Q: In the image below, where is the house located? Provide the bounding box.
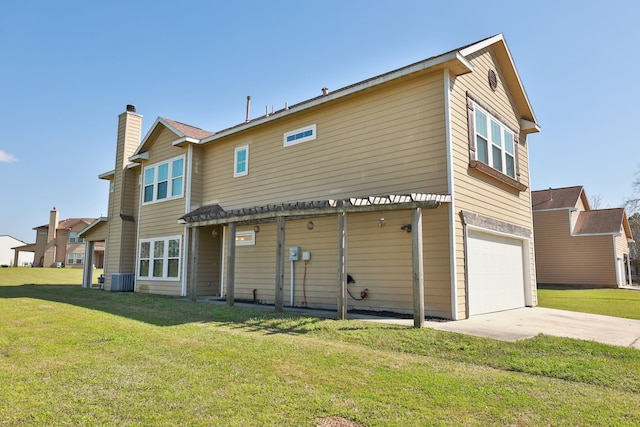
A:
[81,34,540,323]
[13,208,100,268]
[0,236,34,266]
[531,186,633,288]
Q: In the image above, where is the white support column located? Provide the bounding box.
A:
[189,227,200,301]
[82,241,94,289]
[411,208,425,328]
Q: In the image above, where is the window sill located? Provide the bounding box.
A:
[469,160,527,192]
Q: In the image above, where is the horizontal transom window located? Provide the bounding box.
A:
[284,124,316,147]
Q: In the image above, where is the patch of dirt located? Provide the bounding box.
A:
[316,416,366,427]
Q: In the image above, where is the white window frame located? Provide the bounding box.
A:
[142,156,185,204]
[137,236,182,280]
[284,124,316,147]
[67,253,83,265]
[234,145,249,178]
[235,230,255,246]
[473,104,516,179]
[69,232,84,244]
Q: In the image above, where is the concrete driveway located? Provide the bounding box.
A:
[420,307,640,349]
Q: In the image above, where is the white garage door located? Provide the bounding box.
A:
[467,230,526,316]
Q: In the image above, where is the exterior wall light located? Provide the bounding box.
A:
[378,218,385,227]
[254,225,260,233]
[307,221,314,230]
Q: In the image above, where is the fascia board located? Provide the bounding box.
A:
[173,136,199,147]
[532,207,576,213]
[129,152,150,163]
[98,170,115,180]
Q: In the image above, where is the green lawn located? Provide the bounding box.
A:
[538,287,640,320]
[1,269,639,426]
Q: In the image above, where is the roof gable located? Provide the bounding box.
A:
[132,117,214,158]
[460,34,537,127]
[532,186,585,210]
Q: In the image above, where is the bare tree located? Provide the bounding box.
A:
[589,194,603,210]
[624,170,640,214]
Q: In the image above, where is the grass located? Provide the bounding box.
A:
[1,269,639,426]
[538,286,640,320]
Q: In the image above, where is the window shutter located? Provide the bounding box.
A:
[467,95,476,162]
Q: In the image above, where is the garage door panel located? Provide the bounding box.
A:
[468,230,526,316]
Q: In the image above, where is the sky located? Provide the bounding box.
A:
[1,0,639,243]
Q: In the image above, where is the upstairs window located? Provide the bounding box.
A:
[284,124,316,147]
[472,104,516,179]
[143,156,185,204]
[234,145,249,177]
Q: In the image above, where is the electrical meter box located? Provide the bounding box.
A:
[289,246,301,261]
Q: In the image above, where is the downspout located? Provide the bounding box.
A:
[444,69,458,320]
[182,145,194,297]
[220,226,226,298]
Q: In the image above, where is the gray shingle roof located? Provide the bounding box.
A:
[531,186,583,210]
[573,209,625,235]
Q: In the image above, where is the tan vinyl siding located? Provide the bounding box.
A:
[189,146,204,212]
[449,47,536,317]
[200,71,448,209]
[136,127,189,296]
[615,231,629,256]
[533,210,618,287]
[229,208,451,317]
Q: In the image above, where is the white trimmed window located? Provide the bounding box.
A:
[234,145,249,177]
[67,253,83,265]
[473,105,516,179]
[284,124,316,147]
[69,232,84,244]
[143,156,185,204]
[235,230,255,246]
[138,236,181,280]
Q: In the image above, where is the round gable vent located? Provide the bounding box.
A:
[488,70,498,91]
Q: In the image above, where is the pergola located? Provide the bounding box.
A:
[179,193,451,328]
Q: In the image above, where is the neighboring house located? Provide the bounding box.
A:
[81,34,540,322]
[0,235,34,266]
[13,208,99,268]
[531,186,633,288]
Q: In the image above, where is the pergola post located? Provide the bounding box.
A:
[189,227,200,301]
[337,212,348,320]
[275,216,285,312]
[226,223,236,306]
[411,208,425,327]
